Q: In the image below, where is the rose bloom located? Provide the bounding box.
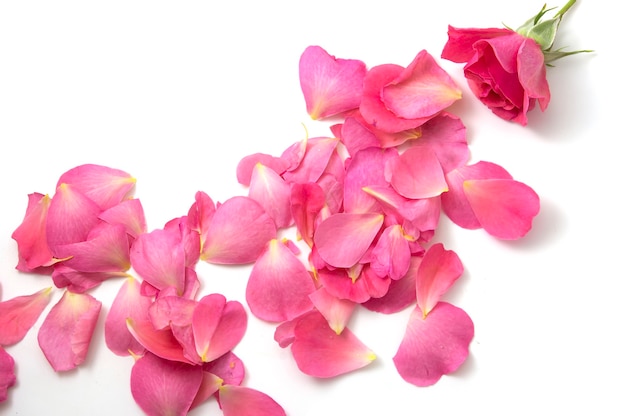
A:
[441,26,550,126]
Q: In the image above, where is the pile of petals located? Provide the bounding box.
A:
[238,45,540,385]
[3,8,588,410]
[4,165,285,415]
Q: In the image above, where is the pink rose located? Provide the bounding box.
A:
[441,26,550,126]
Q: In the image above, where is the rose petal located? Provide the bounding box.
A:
[249,163,293,229]
[11,192,55,272]
[130,351,203,416]
[0,287,52,346]
[219,384,286,416]
[314,212,384,268]
[416,243,464,316]
[0,346,16,402]
[299,45,366,120]
[291,310,376,378]
[37,290,102,372]
[393,302,474,387]
[246,239,316,322]
[104,277,151,356]
[202,196,277,265]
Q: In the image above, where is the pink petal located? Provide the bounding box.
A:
[203,351,245,387]
[290,182,326,247]
[236,153,289,186]
[130,351,203,416]
[104,277,151,356]
[37,290,102,371]
[464,178,540,239]
[360,64,432,133]
[98,198,147,239]
[51,265,126,293]
[299,45,366,120]
[405,112,469,173]
[201,196,277,264]
[416,243,464,316]
[441,26,513,63]
[441,161,513,230]
[388,146,448,199]
[46,184,102,252]
[189,371,223,410]
[126,317,194,365]
[219,384,286,416]
[382,50,461,120]
[11,193,55,272]
[308,287,356,335]
[363,255,421,314]
[0,287,52,346]
[130,228,186,295]
[186,191,216,249]
[249,163,293,229]
[52,223,131,272]
[195,297,247,363]
[370,224,412,280]
[393,302,474,387]
[314,212,384,268]
[518,37,550,111]
[192,294,226,361]
[0,346,16,402]
[149,295,196,330]
[317,265,391,304]
[281,137,340,184]
[291,310,376,378]
[246,239,316,322]
[343,147,397,214]
[56,164,136,210]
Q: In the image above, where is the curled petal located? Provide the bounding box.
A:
[99,198,147,239]
[249,163,293,229]
[246,239,316,322]
[291,310,376,378]
[105,277,151,356]
[202,196,277,265]
[282,137,340,184]
[130,352,203,416]
[219,384,286,416]
[11,193,55,272]
[364,255,421,314]
[308,287,356,335]
[416,243,464,317]
[290,182,326,247]
[53,223,131,273]
[0,346,16,402]
[299,45,366,120]
[237,153,289,186]
[393,302,474,387]
[56,164,136,210]
[317,266,390,304]
[37,290,102,371]
[203,351,245,387]
[0,287,52,346]
[382,50,461,120]
[314,212,384,268]
[126,317,194,365]
[186,191,216,251]
[370,224,412,280]
[51,265,126,293]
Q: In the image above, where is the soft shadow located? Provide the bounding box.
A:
[500,197,564,251]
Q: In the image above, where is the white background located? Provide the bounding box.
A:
[1,1,623,415]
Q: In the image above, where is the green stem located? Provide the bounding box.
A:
[554,0,576,20]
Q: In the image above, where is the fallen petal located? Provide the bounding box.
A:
[393,302,474,387]
[246,239,316,322]
[202,196,277,265]
[314,212,384,268]
[291,310,376,378]
[308,287,356,335]
[0,346,16,402]
[0,287,52,346]
[219,384,286,416]
[11,193,55,272]
[37,290,102,371]
[416,243,464,317]
[130,351,203,416]
[105,276,151,356]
